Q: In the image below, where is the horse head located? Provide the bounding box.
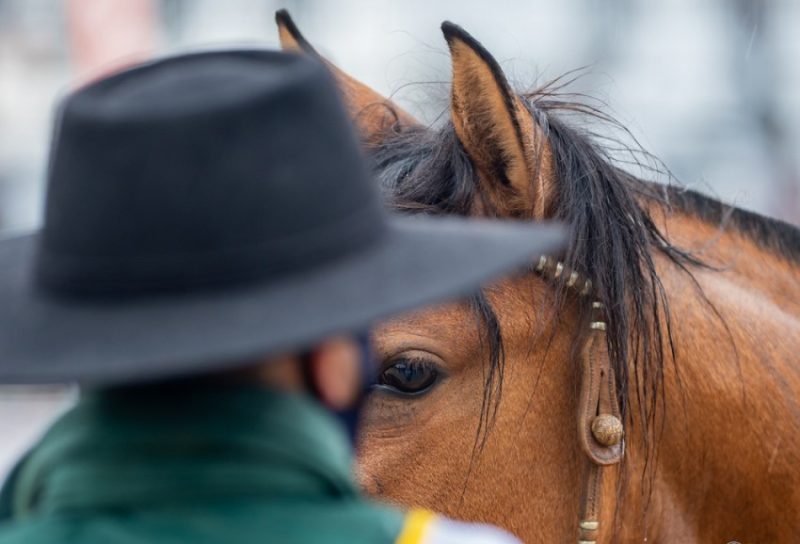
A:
[276,11,800,543]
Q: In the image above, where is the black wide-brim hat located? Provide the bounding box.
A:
[0,50,565,385]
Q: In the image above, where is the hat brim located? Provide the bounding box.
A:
[0,217,564,385]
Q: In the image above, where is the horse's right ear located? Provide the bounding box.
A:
[275,10,419,142]
[275,9,317,54]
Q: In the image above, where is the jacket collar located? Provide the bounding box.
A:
[0,386,358,519]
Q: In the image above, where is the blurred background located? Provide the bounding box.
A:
[1,0,799,478]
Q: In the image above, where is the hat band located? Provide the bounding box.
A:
[35,206,387,298]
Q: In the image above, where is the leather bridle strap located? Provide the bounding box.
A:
[576,302,623,544]
[535,257,624,544]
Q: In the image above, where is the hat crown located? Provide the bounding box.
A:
[38,50,385,294]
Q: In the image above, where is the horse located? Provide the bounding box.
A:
[275,11,800,543]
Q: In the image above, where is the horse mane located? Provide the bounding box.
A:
[665,187,800,263]
[367,79,800,467]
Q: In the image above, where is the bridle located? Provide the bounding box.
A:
[535,256,625,544]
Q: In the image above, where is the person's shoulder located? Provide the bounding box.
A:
[395,509,521,544]
[0,518,74,544]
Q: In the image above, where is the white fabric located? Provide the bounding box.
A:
[422,517,522,544]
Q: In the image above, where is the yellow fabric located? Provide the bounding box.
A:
[395,509,437,544]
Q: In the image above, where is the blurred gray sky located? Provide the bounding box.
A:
[0,0,799,477]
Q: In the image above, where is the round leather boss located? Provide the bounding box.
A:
[591,414,623,447]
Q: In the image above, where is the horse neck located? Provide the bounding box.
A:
[623,209,800,542]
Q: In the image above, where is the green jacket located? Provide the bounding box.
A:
[0,387,518,544]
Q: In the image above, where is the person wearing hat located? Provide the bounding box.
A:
[0,51,564,544]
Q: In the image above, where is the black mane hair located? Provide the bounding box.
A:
[368,80,800,466]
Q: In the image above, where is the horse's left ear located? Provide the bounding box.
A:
[442,22,555,219]
[275,10,419,142]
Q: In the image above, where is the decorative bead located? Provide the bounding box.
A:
[536,255,549,271]
[591,414,623,446]
[566,271,579,287]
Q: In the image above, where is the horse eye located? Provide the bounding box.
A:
[377,359,439,396]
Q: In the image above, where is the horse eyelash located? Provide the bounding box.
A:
[379,355,440,373]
